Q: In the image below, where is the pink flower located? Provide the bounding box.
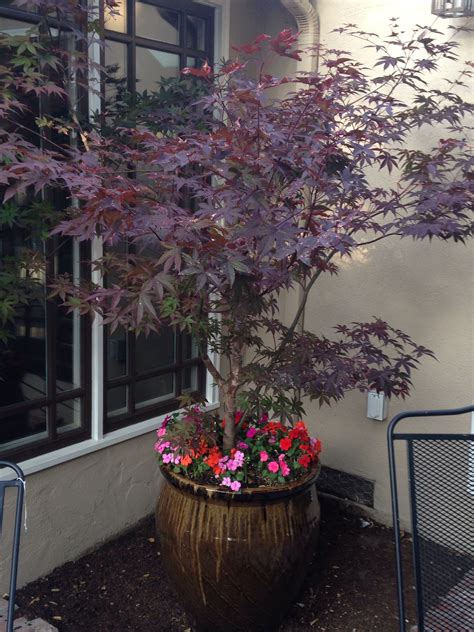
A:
[230,480,241,492]
[157,427,167,437]
[222,477,232,488]
[237,441,249,450]
[234,450,245,466]
[246,427,257,439]
[268,461,279,473]
[280,461,290,477]
[259,451,269,462]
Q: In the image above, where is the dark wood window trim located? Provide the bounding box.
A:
[0,6,92,461]
[103,0,215,93]
[102,0,214,431]
[0,240,92,463]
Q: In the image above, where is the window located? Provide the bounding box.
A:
[104,0,214,95]
[0,0,215,461]
[105,322,206,430]
[0,7,91,461]
[102,0,214,430]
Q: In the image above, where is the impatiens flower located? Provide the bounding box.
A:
[154,406,321,488]
[264,421,286,434]
[279,437,292,451]
[234,450,245,466]
[227,459,238,471]
[298,455,311,468]
[312,438,322,454]
[206,449,221,468]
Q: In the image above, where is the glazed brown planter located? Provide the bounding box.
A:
[156,465,320,632]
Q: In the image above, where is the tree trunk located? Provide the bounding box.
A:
[223,387,237,452]
[222,337,243,452]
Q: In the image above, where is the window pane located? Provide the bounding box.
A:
[183,334,199,360]
[0,17,32,36]
[182,366,198,393]
[186,16,206,50]
[135,2,179,44]
[0,228,47,404]
[136,374,174,409]
[10,299,47,402]
[0,405,47,448]
[136,47,180,92]
[57,398,81,433]
[105,0,127,33]
[135,329,175,373]
[104,39,128,100]
[107,385,128,417]
[107,327,128,379]
[56,239,81,392]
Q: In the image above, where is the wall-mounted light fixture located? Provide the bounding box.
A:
[432,0,474,17]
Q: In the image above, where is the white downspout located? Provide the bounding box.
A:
[280,0,320,73]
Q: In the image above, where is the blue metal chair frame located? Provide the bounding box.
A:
[387,405,474,632]
[0,461,25,632]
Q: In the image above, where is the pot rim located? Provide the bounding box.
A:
[160,461,321,502]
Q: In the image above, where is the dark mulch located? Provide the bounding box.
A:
[16,496,416,631]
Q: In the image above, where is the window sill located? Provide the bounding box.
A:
[0,402,220,480]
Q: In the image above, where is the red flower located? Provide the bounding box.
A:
[263,421,286,434]
[298,455,311,468]
[205,446,222,468]
[290,421,309,441]
[222,412,243,428]
[313,439,322,455]
[279,437,292,451]
[181,454,192,467]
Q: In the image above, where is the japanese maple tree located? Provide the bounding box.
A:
[2,8,473,451]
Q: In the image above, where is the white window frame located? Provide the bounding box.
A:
[0,0,228,479]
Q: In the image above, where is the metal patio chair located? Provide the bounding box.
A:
[388,405,474,632]
[0,461,25,632]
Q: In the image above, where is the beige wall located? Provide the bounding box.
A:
[0,434,162,591]
[289,0,474,526]
[1,0,471,593]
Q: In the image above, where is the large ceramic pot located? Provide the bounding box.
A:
[156,465,320,632]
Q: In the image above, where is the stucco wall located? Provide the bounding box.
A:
[290,0,474,527]
[1,0,472,593]
[0,433,163,591]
